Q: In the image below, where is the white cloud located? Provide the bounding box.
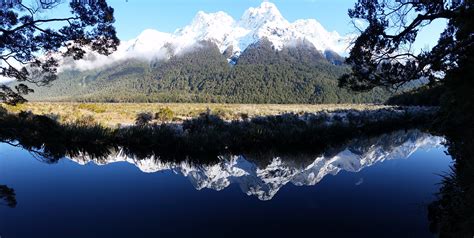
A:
[56,1,353,71]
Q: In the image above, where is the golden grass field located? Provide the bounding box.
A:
[2,102,390,127]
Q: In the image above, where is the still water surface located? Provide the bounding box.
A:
[0,130,451,237]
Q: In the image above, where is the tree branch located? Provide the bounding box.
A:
[2,17,80,35]
[383,11,456,40]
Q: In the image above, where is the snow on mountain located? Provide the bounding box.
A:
[174,11,240,54]
[144,1,353,58]
[60,2,352,70]
[67,130,444,201]
[126,29,173,59]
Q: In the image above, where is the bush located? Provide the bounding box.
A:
[135,112,153,126]
[386,85,445,106]
[0,105,7,117]
[74,115,96,126]
[45,113,61,122]
[213,107,234,120]
[18,110,34,120]
[155,107,174,122]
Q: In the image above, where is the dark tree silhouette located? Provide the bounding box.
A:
[340,2,474,237]
[0,0,119,104]
[0,184,17,208]
[428,117,474,237]
[339,0,473,91]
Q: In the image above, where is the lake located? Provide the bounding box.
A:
[0,130,452,237]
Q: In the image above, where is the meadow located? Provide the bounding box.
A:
[1,102,391,127]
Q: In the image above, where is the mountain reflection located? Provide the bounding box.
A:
[67,129,444,200]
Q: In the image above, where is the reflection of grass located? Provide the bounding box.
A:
[1,102,391,127]
[0,107,436,162]
[427,129,474,237]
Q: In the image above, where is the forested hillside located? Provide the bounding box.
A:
[26,40,390,103]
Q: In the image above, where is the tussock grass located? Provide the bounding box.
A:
[1,102,391,127]
[0,106,436,162]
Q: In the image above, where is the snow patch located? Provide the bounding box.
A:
[67,130,445,201]
[60,1,354,71]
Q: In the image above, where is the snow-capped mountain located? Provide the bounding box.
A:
[61,2,352,70]
[127,2,352,59]
[67,130,444,201]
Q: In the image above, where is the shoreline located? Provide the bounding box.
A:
[0,106,438,161]
[2,102,401,127]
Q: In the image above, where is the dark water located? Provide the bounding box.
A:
[0,130,451,237]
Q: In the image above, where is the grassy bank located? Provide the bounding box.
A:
[0,106,436,162]
[1,102,391,127]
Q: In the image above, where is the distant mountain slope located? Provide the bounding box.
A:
[53,1,355,71]
[22,2,391,103]
[27,40,390,103]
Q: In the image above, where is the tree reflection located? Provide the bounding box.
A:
[0,185,17,208]
[0,108,435,164]
[2,109,473,234]
[427,131,474,237]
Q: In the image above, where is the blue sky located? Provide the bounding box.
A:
[110,0,357,40]
[38,0,448,51]
[0,0,447,83]
[100,0,445,52]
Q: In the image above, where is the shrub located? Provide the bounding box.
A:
[213,107,234,120]
[18,110,34,120]
[0,105,7,117]
[386,85,445,106]
[155,107,174,122]
[74,115,96,126]
[135,112,153,126]
[45,113,61,122]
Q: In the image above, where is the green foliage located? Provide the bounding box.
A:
[27,41,391,104]
[340,1,474,140]
[339,1,470,91]
[324,50,345,65]
[212,107,235,120]
[342,2,474,237]
[386,85,445,106]
[155,107,174,122]
[436,43,474,138]
[0,0,119,104]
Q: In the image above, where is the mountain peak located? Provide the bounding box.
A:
[191,11,235,26]
[240,1,286,29]
[175,10,236,52]
[259,1,281,13]
[80,2,353,69]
